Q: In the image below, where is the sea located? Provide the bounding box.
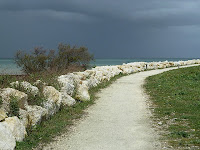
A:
[0,58,198,75]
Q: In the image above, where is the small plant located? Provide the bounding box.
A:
[0,96,2,107]
[9,96,19,117]
[171,131,190,138]
[27,94,46,107]
[0,75,17,89]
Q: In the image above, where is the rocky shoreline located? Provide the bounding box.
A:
[0,59,200,150]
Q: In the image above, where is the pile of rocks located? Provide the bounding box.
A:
[0,59,200,149]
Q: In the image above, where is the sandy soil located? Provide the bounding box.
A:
[42,65,198,150]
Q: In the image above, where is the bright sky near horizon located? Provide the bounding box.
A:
[1,0,200,58]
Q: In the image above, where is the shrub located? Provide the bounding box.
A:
[0,97,2,107]
[15,43,94,74]
[9,96,19,117]
[57,43,94,69]
[15,47,49,74]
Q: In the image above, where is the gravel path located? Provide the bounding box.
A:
[43,65,198,150]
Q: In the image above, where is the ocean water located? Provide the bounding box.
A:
[0,58,197,75]
[0,59,23,75]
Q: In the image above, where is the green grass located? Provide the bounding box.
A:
[15,73,127,149]
[144,66,200,149]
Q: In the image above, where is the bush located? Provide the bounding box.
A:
[15,43,94,74]
[9,96,19,117]
[57,43,94,70]
[0,97,2,107]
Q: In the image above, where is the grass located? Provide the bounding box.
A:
[144,65,200,149]
[15,72,127,150]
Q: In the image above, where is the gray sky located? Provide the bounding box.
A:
[1,0,200,58]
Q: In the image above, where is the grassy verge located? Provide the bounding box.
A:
[15,73,127,150]
[144,66,200,149]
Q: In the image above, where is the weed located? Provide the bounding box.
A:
[9,96,19,117]
[170,131,190,138]
[0,96,2,107]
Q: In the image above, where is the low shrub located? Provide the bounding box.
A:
[9,96,19,117]
[0,97,2,107]
[15,43,94,74]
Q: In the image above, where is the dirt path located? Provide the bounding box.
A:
[43,65,198,150]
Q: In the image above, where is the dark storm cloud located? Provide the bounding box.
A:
[1,0,200,26]
[1,0,200,58]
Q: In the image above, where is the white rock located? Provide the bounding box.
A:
[0,109,7,121]
[0,123,16,150]
[60,92,76,106]
[58,74,76,96]
[33,80,46,86]
[73,71,90,80]
[21,81,39,96]
[94,71,104,82]
[10,81,39,96]
[43,86,62,117]
[43,86,61,105]
[2,116,26,142]
[86,77,98,88]
[26,105,47,127]
[19,108,29,128]
[60,83,74,97]
[10,81,19,87]
[75,83,90,101]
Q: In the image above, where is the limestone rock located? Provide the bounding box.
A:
[0,88,28,112]
[60,84,75,97]
[2,116,26,142]
[60,91,76,106]
[26,105,47,127]
[73,71,90,80]
[86,77,98,88]
[0,123,16,150]
[75,84,90,101]
[42,101,58,118]
[10,81,20,88]
[58,74,76,96]
[43,86,61,105]
[0,109,7,121]
[19,108,29,128]
[43,86,62,117]
[33,80,46,86]
[21,81,39,96]
[10,81,39,96]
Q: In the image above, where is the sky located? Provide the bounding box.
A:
[1,0,200,58]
